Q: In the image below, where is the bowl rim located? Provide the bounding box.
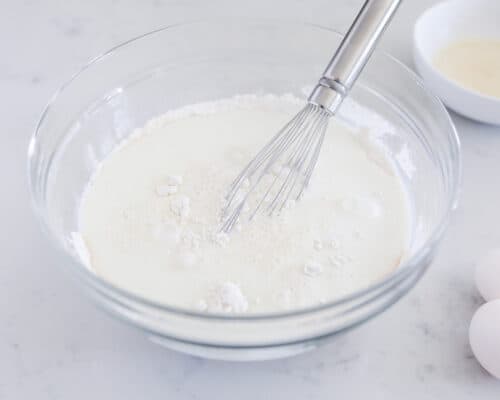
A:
[28,18,462,321]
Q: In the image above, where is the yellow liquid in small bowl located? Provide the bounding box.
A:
[433,38,500,98]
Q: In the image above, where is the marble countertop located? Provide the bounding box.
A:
[2,0,500,398]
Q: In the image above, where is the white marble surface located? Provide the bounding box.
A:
[2,0,500,398]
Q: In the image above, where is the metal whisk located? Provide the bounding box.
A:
[221,0,402,232]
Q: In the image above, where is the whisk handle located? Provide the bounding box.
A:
[309,0,402,113]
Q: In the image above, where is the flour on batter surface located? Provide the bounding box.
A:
[76,94,411,313]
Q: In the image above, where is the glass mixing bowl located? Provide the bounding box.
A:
[28,20,460,361]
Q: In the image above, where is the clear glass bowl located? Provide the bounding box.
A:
[28,20,460,361]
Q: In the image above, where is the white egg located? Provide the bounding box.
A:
[475,248,500,301]
[469,300,500,379]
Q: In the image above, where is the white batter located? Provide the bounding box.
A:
[76,94,411,313]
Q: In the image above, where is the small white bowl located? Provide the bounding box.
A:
[414,0,500,125]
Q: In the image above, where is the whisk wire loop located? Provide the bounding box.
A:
[220,104,330,232]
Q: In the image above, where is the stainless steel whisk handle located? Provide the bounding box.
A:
[309,0,402,113]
